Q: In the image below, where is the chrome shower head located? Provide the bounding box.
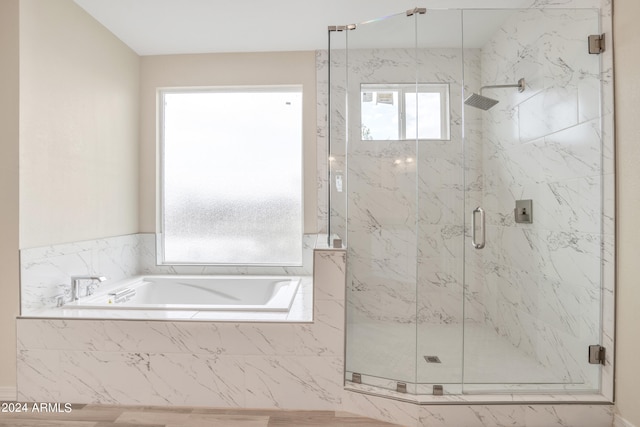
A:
[464,77,526,110]
[464,93,499,110]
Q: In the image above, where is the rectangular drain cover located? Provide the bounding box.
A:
[424,355,441,363]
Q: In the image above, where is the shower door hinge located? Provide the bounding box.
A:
[588,345,606,365]
[328,25,356,32]
[588,34,605,54]
[407,7,427,16]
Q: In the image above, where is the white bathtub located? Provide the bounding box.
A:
[63,275,301,312]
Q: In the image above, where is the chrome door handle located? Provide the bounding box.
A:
[472,206,485,249]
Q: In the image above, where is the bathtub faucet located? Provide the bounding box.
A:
[70,276,107,301]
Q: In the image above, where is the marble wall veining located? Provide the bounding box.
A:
[468,8,606,390]
[341,390,613,427]
[20,234,142,313]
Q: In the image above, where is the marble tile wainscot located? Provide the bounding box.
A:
[16,248,347,410]
[20,234,142,314]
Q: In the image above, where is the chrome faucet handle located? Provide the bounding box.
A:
[70,275,108,301]
[54,294,66,307]
[86,284,98,296]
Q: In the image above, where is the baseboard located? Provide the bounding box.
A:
[0,387,17,401]
[615,414,638,427]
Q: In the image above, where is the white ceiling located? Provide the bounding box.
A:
[73,0,527,55]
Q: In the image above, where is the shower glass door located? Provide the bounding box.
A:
[338,6,605,396]
[461,8,604,393]
[343,10,420,391]
[414,9,465,395]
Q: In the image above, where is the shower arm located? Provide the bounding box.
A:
[479,78,525,94]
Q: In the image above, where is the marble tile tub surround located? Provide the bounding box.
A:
[20,234,141,314]
[20,233,317,314]
[17,249,347,409]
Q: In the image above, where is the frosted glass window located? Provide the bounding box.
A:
[361,83,450,140]
[160,87,303,265]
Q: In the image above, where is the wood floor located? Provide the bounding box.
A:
[0,403,404,427]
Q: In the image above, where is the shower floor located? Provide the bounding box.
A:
[346,320,574,389]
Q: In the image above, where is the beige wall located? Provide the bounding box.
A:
[139,51,317,234]
[19,0,140,249]
[0,0,20,395]
[614,0,640,424]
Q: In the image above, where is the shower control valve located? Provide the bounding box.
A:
[515,199,533,224]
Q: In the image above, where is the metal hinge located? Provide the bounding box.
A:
[589,345,606,365]
[396,382,407,393]
[588,34,605,54]
[328,24,356,32]
[351,372,362,383]
[407,7,427,16]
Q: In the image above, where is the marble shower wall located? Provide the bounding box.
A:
[468,8,606,388]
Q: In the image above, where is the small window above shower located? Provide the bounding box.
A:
[360,83,450,141]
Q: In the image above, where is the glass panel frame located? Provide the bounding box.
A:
[343,10,420,392]
[414,8,464,395]
[335,6,605,397]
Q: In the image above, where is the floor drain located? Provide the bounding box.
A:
[424,355,442,363]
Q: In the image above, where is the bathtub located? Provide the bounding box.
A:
[63,275,301,312]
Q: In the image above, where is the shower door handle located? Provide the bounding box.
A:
[472,207,485,249]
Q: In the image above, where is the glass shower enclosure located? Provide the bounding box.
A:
[328,8,605,395]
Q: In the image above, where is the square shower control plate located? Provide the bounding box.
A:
[515,199,533,223]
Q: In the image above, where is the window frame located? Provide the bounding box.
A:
[360,83,451,141]
[156,85,304,266]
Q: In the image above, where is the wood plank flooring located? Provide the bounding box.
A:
[0,403,404,427]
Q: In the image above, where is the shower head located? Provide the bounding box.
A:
[464,77,526,110]
[464,93,499,110]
